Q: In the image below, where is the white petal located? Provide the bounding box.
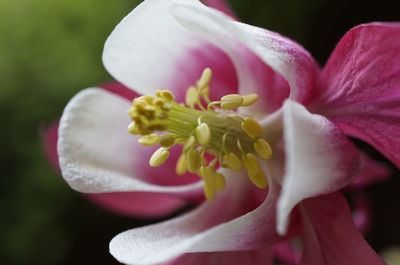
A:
[110,174,280,265]
[58,88,202,197]
[103,0,204,95]
[277,100,360,235]
[171,0,319,109]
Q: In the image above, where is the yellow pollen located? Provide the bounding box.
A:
[127,68,273,199]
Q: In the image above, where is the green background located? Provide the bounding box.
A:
[1,0,399,264]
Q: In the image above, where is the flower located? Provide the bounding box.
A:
[55,0,400,264]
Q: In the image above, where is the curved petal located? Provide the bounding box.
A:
[312,22,400,169]
[277,100,360,235]
[110,176,281,265]
[44,121,187,217]
[272,241,301,265]
[171,0,319,110]
[300,192,384,265]
[58,88,203,199]
[43,84,191,217]
[103,0,237,99]
[85,192,186,218]
[348,152,391,190]
[101,81,137,100]
[350,192,372,235]
[169,42,238,103]
[165,249,273,265]
[202,0,238,20]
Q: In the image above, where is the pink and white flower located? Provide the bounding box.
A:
[54,0,400,264]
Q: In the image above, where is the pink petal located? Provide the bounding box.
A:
[168,42,239,103]
[171,1,319,111]
[101,81,137,100]
[312,22,400,169]
[272,241,301,265]
[43,121,60,172]
[350,192,372,235]
[277,100,361,235]
[202,0,238,20]
[103,0,235,99]
[165,249,273,265]
[110,176,282,265]
[348,152,391,190]
[85,192,186,218]
[58,88,203,199]
[300,192,385,265]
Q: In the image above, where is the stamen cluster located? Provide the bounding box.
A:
[127,68,272,200]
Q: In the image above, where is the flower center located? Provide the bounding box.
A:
[127,68,272,200]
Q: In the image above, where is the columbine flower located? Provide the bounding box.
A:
[56,0,399,264]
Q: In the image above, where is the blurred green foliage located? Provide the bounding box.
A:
[0,1,138,264]
[1,0,400,264]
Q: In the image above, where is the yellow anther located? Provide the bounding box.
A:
[195,123,211,145]
[200,165,214,179]
[200,166,216,200]
[132,115,146,125]
[243,153,260,176]
[128,122,140,135]
[186,149,201,173]
[223,153,242,171]
[200,85,209,99]
[160,134,175,148]
[153,98,165,108]
[159,90,175,101]
[220,94,244,110]
[241,93,258,107]
[248,169,267,189]
[197,68,212,89]
[176,153,187,175]
[183,135,196,152]
[149,147,170,167]
[141,95,154,104]
[132,97,146,107]
[185,86,198,108]
[138,134,160,146]
[128,107,137,117]
[254,138,272,159]
[214,172,226,191]
[241,118,263,138]
[160,102,172,111]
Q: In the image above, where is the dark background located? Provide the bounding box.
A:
[1,0,400,264]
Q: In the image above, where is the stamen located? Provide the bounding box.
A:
[241,118,263,138]
[186,149,201,173]
[159,134,175,148]
[176,154,187,175]
[220,94,244,110]
[241,94,259,107]
[195,122,211,145]
[138,134,160,146]
[223,153,242,171]
[254,138,272,159]
[127,68,273,200]
[149,147,170,167]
